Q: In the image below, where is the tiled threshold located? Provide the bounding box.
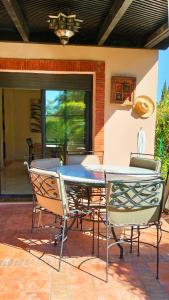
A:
[0,201,32,205]
[0,195,32,203]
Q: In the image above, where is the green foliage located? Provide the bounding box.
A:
[46,90,86,149]
[155,81,169,174]
[161,80,168,99]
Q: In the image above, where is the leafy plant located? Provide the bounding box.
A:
[155,81,169,175]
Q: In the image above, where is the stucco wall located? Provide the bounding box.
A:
[0,42,158,166]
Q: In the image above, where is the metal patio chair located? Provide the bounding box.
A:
[66,153,100,166]
[25,158,61,230]
[105,173,164,282]
[162,171,169,212]
[28,167,94,270]
[65,150,104,165]
[66,153,105,252]
[160,171,169,234]
[26,138,35,166]
[129,152,162,252]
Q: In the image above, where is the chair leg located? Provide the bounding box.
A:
[111,227,123,259]
[31,207,36,232]
[80,214,83,231]
[92,213,95,255]
[156,223,160,280]
[130,226,133,253]
[98,209,100,257]
[137,226,140,256]
[37,210,42,228]
[106,222,109,282]
[58,218,67,271]
[31,195,37,231]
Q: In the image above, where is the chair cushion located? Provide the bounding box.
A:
[129,157,161,172]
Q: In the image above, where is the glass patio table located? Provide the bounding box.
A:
[55,164,159,209]
[56,164,158,186]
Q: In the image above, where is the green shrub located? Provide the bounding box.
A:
[155,82,169,177]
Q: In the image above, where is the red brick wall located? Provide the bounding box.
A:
[0,58,105,154]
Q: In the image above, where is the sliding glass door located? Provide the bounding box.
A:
[0,73,92,197]
[44,90,92,160]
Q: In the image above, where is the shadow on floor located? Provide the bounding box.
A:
[0,203,169,299]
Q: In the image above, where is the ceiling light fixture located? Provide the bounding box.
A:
[48,12,83,45]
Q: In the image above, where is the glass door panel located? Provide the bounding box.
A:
[44,90,91,160]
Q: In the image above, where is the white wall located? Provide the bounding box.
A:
[0,42,158,165]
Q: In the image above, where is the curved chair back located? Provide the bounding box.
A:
[129,154,161,172]
[105,175,164,226]
[30,158,61,170]
[66,154,100,166]
[29,168,68,217]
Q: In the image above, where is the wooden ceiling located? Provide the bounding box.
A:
[0,0,168,49]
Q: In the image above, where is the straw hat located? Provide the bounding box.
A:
[133,96,155,118]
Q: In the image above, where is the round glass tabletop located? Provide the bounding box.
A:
[57,164,158,185]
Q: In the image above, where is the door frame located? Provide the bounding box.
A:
[0,58,105,155]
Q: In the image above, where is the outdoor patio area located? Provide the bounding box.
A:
[0,203,169,300]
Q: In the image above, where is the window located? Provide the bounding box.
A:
[44,90,92,157]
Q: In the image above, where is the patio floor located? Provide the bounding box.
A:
[0,203,169,300]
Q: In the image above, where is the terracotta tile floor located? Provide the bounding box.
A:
[0,203,169,300]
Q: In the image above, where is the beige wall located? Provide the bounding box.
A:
[4,89,41,161]
[0,42,158,165]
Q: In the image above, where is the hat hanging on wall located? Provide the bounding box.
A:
[133,95,155,119]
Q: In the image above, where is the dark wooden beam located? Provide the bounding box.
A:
[145,0,169,48]
[1,0,29,42]
[145,22,169,48]
[97,0,134,46]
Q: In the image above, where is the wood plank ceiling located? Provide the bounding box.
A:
[0,0,168,49]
